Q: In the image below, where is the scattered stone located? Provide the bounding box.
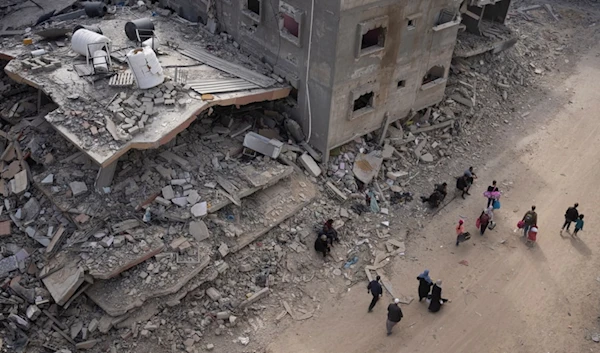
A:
[332,269,342,276]
[171,197,188,207]
[420,153,434,163]
[71,321,83,339]
[216,311,230,320]
[206,343,214,351]
[191,201,207,217]
[238,336,250,346]
[298,153,321,177]
[113,236,125,248]
[206,288,221,301]
[218,242,229,257]
[88,318,99,333]
[239,263,253,272]
[189,220,209,242]
[41,174,54,184]
[69,181,88,196]
[26,305,41,320]
[161,185,175,200]
[0,220,11,236]
[100,236,114,248]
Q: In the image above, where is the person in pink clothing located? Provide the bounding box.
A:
[455,219,471,246]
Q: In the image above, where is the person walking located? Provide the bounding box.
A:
[521,206,538,237]
[386,298,403,336]
[464,167,477,194]
[428,280,449,313]
[417,270,433,302]
[561,203,579,233]
[455,219,471,246]
[456,175,470,199]
[573,214,585,237]
[314,235,330,258]
[477,209,491,235]
[367,276,383,312]
[486,181,500,208]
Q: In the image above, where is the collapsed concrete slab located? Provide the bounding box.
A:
[86,255,211,317]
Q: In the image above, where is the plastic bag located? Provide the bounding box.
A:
[493,199,501,209]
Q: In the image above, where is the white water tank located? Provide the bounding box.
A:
[71,29,111,57]
[126,47,164,89]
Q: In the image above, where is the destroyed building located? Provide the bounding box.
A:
[161,0,467,160]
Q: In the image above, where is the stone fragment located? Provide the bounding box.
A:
[420,153,434,163]
[298,153,321,177]
[42,264,84,306]
[11,170,28,194]
[41,174,54,184]
[0,220,11,236]
[171,197,187,207]
[218,243,229,257]
[88,318,99,333]
[26,305,41,320]
[113,236,125,248]
[76,340,99,350]
[206,287,221,301]
[100,236,114,248]
[161,185,175,200]
[8,313,29,330]
[189,220,209,242]
[216,311,230,320]
[191,201,207,217]
[71,321,83,339]
[69,181,88,196]
[186,190,200,205]
[206,344,214,351]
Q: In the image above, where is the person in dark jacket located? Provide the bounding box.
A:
[561,203,579,232]
[456,175,470,199]
[367,276,383,312]
[417,269,433,302]
[428,280,449,313]
[320,219,339,246]
[386,298,403,336]
[314,235,330,258]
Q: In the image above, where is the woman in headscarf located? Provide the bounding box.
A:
[477,207,494,235]
[417,270,433,302]
[428,280,449,313]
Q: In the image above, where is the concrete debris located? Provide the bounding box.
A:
[191,201,208,217]
[298,153,321,177]
[189,220,210,242]
[353,151,383,184]
[69,181,88,196]
[240,287,269,308]
[42,264,84,306]
[206,287,222,301]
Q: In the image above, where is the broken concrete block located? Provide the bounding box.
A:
[240,287,269,308]
[10,170,28,194]
[88,318,99,333]
[171,197,187,207]
[206,287,221,301]
[41,174,54,184]
[0,220,11,236]
[189,220,209,242]
[69,181,88,197]
[298,153,321,177]
[420,153,434,163]
[161,185,175,200]
[190,201,207,217]
[154,196,171,206]
[353,151,383,184]
[8,313,29,330]
[26,227,50,246]
[239,263,254,272]
[42,264,84,306]
[113,235,125,248]
[186,190,201,205]
[100,236,114,247]
[386,171,408,180]
[218,242,229,257]
[26,305,41,320]
[71,321,83,339]
[243,132,283,158]
[76,339,100,350]
[97,315,112,334]
[216,311,230,320]
[22,197,40,221]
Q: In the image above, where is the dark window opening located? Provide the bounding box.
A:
[361,27,385,50]
[397,80,406,88]
[407,19,415,28]
[422,66,445,85]
[248,0,260,16]
[282,13,299,37]
[435,9,455,26]
[353,92,374,111]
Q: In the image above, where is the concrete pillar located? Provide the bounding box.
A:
[94,160,118,193]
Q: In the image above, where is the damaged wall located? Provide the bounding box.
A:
[161,0,460,157]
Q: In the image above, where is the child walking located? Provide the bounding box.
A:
[574,214,584,237]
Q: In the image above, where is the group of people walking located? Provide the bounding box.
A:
[366,270,449,336]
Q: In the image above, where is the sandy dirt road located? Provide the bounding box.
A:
[266,37,600,353]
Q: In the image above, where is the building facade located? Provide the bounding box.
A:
[160,0,463,158]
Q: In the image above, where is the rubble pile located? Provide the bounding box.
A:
[0,0,597,352]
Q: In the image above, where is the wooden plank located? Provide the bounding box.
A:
[46,226,66,254]
[179,47,276,88]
